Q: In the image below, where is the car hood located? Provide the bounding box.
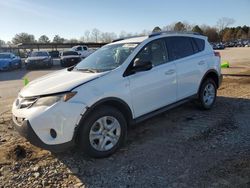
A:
[27,57,49,61]
[20,69,108,97]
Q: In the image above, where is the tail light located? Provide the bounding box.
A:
[214,51,221,58]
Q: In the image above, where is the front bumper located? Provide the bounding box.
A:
[12,98,87,152]
[26,61,48,67]
[13,117,74,152]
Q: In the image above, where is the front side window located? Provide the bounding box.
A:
[165,37,194,61]
[76,47,82,51]
[75,43,138,72]
[135,39,168,66]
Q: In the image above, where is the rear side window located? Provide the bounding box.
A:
[165,37,194,61]
[193,38,205,52]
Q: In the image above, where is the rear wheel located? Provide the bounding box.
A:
[198,78,217,110]
[77,106,127,158]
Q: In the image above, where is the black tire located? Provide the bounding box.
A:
[198,78,217,110]
[77,106,127,158]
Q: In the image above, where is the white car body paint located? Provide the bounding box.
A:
[12,33,221,148]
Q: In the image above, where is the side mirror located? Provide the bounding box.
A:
[132,58,152,72]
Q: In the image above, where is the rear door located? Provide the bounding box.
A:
[165,36,207,100]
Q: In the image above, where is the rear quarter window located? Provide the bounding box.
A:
[193,38,205,52]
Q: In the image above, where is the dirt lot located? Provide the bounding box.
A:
[0,48,250,187]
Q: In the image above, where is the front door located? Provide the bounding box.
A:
[127,39,177,118]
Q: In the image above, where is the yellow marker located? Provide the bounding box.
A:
[221,60,229,68]
[24,77,29,86]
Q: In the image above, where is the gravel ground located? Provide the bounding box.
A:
[0,76,250,188]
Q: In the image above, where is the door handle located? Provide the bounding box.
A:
[198,61,205,65]
[165,69,175,75]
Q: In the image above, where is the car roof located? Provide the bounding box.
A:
[113,36,148,44]
[112,31,206,44]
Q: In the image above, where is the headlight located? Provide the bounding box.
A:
[25,59,29,63]
[32,92,77,107]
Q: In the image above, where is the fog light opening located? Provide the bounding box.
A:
[50,129,57,139]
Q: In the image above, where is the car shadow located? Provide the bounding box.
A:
[53,96,250,187]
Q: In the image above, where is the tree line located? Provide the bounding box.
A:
[0,17,249,46]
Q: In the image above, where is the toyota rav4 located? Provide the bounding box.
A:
[12,32,222,158]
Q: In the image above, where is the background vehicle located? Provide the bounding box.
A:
[0,52,22,71]
[211,43,225,50]
[12,32,222,158]
[25,51,53,69]
[71,45,95,58]
[60,51,81,67]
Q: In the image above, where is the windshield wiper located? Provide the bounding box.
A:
[75,68,98,73]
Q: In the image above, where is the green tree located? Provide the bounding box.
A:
[52,35,65,43]
[38,35,50,43]
[192,25,203,34]
[152,26,162,33]
[242,25,249,34]
[12,33,35,44]
[174,22,186,31]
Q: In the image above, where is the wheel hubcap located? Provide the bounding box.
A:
[203,83,215,106]
[89,116,121,151]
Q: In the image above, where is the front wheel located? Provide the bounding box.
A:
[77,106,127,158]
[198,78,217,110]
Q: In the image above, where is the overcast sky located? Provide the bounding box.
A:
[0,0,249,41]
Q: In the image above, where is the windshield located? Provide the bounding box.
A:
[63,51,79,56]
[75,43,138,72]
[30,51,48,57]
[0,53,11,59]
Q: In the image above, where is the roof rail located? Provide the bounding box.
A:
[112,35,146,42]
[149,31,202,38]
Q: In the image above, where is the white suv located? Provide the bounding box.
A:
[12,32,222,157]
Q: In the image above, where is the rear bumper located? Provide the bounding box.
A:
[13,117,74,152]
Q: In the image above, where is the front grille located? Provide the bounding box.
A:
[16,96,38,109]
